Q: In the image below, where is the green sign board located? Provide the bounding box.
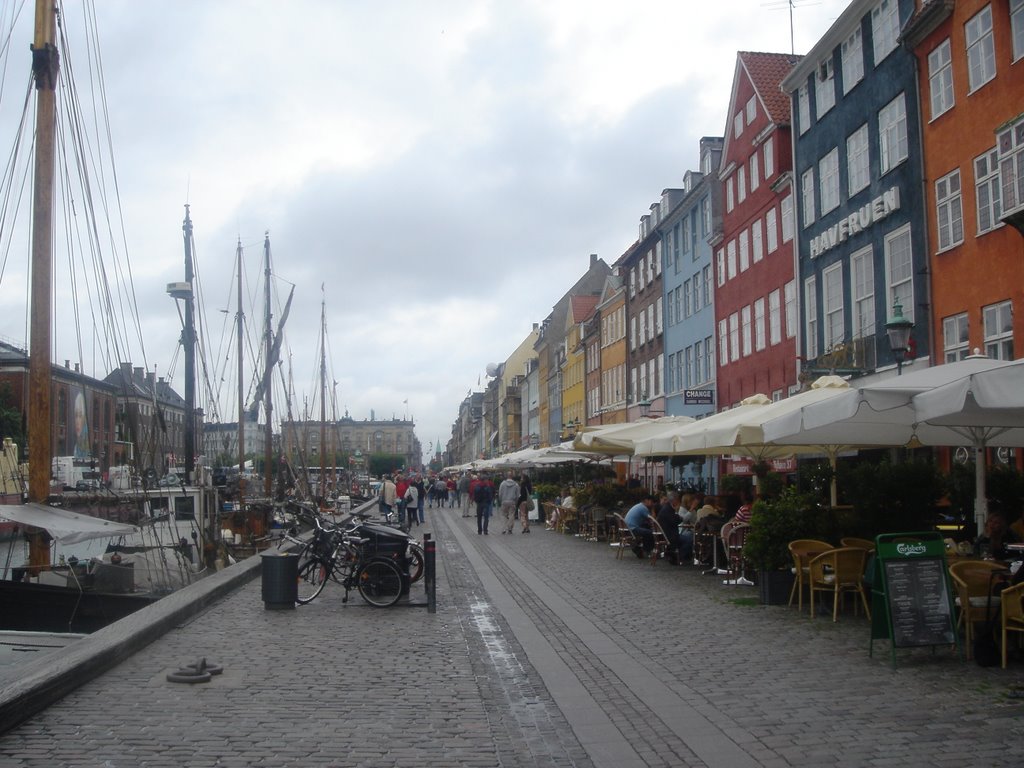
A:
[869,531,960,667]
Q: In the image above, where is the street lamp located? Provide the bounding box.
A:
[885,300,914,376]
[638,397,652,418]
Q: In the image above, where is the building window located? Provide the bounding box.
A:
[700,196,711,236]
[943,313,969,362]
[841,26,864,93]
[764,136,775,180]
[741,305,752,357]
[928,39,954,119]
[819,148,840,215]
[804,277,818,359]
[691,272,701,313]
[801,167,816,227]
[823,263,845,351]
[1013,0,1024,61]
[727,240,737,280]
[965,5,996,93]
[975,147,1002,234]
[766,207,778,253]
[798,84,810,134]
[716,249,725,287]
[879,93,908,174]
[726,176,734,212]
[936,169,964,251]
[851,246,875,338]
[781,195,794,243]
[983,300,1013,360]
[718,319,729,367]
[746,95,757,124]
[754,298,766,351]
[702,265,711,306]
[815,58,835,117]
[738,165,746,204]
[998,119,1024,217]
[739,229,750,272]
[752,217,763,263]
[784,279,797,339]
[683,279,692,318]
[729,312,740,363]
[847,123,870,196]
[872,0,900,64]
[734,111,744,138]
[749,154,760,193]
[680,216,691,257]
[703,335,714,382]
[885,224,914,321]
[768,289,781,346]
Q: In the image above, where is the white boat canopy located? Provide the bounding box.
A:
[0,503,139,545]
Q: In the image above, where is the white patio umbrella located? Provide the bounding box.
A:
[764,357,1024,528]
[573,415,694,456]
[633,394,776,458]
[911,358,1024,532]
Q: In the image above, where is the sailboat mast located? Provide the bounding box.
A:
[236,240,245,502]
[263,234,273,497]
[319,294,327,506]
[182,206,196,485]
[27,0,58,503]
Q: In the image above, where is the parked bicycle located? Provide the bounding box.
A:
[350,510,425,584]
[283,517,404,607]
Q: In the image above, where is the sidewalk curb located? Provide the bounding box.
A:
[0,553,263,735]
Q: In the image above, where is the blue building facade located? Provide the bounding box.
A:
[782,0,930,382]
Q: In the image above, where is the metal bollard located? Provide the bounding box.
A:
[423,532,436,614]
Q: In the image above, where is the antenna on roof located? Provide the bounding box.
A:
[763,0,821,55]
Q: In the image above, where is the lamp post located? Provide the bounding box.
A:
[638,397,652,418]
[885,301,913,376]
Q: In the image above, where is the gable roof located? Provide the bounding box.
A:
[739,51,802,124]
[569,294,600,325]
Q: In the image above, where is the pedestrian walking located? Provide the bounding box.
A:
[497,472,520,534]
[517,471,534,533]
[459,473,473,517]
[474,475,493,534]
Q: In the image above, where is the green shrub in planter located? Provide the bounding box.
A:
[743,487,821,572]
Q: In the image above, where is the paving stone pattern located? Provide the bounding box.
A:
[1,509,1023,767]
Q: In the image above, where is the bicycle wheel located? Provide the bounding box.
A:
[356,558,403,607]
[407,544,425,584]
[330,544,360,584]
[295,556,330,604]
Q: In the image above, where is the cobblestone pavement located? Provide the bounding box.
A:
[1,508,1023,767]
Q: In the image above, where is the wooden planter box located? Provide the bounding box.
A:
[758,569,795,606]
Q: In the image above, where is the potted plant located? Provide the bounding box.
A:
[744,487,820,605]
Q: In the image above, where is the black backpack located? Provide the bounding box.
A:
[474,483,492,504]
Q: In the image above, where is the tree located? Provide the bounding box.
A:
[0,382,25,451]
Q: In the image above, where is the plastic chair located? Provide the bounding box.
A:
[808,547,870,622]
[949,559,1007,659]
[1001,580,1024,669]
[788,540,833,611]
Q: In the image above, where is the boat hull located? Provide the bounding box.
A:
[0,580,157,633]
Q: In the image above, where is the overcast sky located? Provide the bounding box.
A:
[0,0,845,465]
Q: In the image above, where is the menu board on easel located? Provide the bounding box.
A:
[869,531,959,667]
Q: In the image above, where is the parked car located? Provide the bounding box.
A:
[75,478,101,491]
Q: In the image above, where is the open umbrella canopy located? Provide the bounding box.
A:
[633,394,774,457]
[573,415,694,456]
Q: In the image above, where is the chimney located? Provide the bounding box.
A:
[590,253,597,266]
[146,372,155,387]
[134,367,143,379]
[120,362,131,375]
[74,363,80,373]
[64,360,70,369]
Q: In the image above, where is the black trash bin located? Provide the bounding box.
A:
[355,522,410,596]
[261,550,298,609]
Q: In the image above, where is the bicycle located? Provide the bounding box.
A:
[351,509,425,584]
[284,517,404,607]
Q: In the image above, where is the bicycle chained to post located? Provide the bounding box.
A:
[279,515,404,607]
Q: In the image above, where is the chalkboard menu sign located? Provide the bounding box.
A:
[869,532,959,667]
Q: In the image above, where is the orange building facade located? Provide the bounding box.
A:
[905,0,1024,364]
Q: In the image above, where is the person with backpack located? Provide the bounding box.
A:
[474,473,494,535]
[403,481,419,528]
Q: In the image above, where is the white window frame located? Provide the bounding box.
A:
[1013,0,1024,62]
[781,195,794,243]
[749,154,759,193]
[738,165,747,204]
[841,26,864,94]
[741,305,752,357]
[998,120,1024,216]
[965,5,996,94]
[746,95,757,125]
[804,276,818,360]
[851,246,875,339]
[727,240,737,280]
[739,229,750,272]
[872,0,900,65]
[766,207,778,253]
[768,289,781,346]
[764,136,775,180]
[727,176,735,212]
[754,297,766,351]
[819,148,840,215]
[943,312,970,363]
[936,169,964,252]
[823,262,845,351]
[983,300,1013,360]
[784,280,797,339]
[752,217,763,263]
[928,38,954,119]
[718,319,729,367]
[729,312,740,363]
[797,84,810,135]
[815,58,836,117]
[801,167,816,226]
[702,265,712,307]
[884,223,914,322]
[879,93,908,174]
[974,146,1002,235]
[734,111,744,138]
[716,249,725,287]
[847,123,870,196]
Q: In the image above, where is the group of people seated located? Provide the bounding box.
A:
[622,489,751,565]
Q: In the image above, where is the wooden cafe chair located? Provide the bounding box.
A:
[949,559,1007,660]
[1000,580,1024,669]
[808,547,871,622]
[788,539,833,611]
